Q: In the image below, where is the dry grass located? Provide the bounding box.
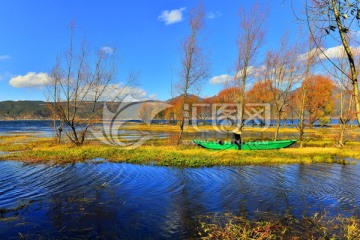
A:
[198,212,360,239]
[1,124,360,167]
[0,136,357,166]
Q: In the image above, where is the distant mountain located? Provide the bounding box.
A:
[0,101,51,120]
[166,94,202,103]
[0,100,167,120]
[0,87,349,120]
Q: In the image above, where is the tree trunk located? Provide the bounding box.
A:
[177,97,188,145]
[298,86,306,148]
[238,78,246,131]
[274,111,282,141]
[338,121,346,147]
[332,0,360,127]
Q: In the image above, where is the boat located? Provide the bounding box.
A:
[193,139,297,150]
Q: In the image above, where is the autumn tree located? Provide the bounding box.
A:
[164,95,200,127]
[301,75,335,126]
[246,79,274,126]
[246,79,274,104]
[216,87,241,104]
[233,1,267,131]
[175,1,210,144]
[304,0,360,126]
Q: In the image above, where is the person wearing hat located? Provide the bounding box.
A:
[232,129,242,149]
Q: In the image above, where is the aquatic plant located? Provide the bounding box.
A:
[198,212,360,239]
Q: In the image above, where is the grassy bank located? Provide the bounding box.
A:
[0,133,359,167]
[198,212,360,239]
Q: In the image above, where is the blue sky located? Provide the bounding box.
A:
[0,0,317,101]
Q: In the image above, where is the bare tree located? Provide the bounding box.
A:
[233,1,267,131]
[47,24,131,146]
[297,35,319,147]
[333,52,356,147]
[46,59,62,143]
[304,0,360,126]
[138,102,169,125]
[138,102,154,124]
[175,1,210,144]
[265,34,302,140]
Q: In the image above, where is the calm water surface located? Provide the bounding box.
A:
[1,161,360,239]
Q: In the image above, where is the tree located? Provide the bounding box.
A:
[138,102,154,124]
[301,75,335,126]
[304,0,360,126]
[246,79,274,104]
[175,1,210,144]
[216,87,241,104]
[296,35,319,147]
[193,97,215,125]
[265,34,302,140]
[332,53,356,146]
[233,1,267,131]
[138,102,170,125]
[47,24,130,146]
[164,95,200,127]
[246,79,274,126]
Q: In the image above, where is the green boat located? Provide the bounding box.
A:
[193,139,297,150]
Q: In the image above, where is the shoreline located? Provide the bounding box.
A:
[0,124,360,167]
[0,135,358,167]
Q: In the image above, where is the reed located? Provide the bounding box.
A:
[198,212,360,239]
[0,137,357,166]
[1,125,360,167]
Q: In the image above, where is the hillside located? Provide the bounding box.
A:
[0,88,350,120]
[0,101,155,120]
[0,101,51,120]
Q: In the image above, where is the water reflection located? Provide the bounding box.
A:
[0,161,360,239]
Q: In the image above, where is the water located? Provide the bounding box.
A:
[1,161,360,239]
[0,120,54,135]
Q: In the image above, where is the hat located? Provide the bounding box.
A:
[232,128,242,134]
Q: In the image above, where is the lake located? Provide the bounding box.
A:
[1,161,360,239]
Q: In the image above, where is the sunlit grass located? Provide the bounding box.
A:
[0,124,360,166]
[198,212,360,239]
[0,136,357,166]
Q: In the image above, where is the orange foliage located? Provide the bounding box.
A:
[164,95,200,121]
[246,79,274,104]
[299,75,335,125]
[216,87,241,103]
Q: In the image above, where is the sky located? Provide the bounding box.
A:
[0,0,342,102]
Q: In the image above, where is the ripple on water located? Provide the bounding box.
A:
[0,161,360,239]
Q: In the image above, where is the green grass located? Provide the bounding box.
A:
[0,137,358,167]
[0,125,360,167]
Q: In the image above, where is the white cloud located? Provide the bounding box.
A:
[100,46,114,54]
[319,45,360,59]
[85,84,157,102]
[117,86,157,102]
[207,11,222,19]
[0,55,11,61]
[300,45,360,61]
[9,72,50,88]
[210,66,266,85]
[158,7,186,25]
[209,74,233,84]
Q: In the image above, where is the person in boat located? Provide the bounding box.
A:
[232,129,242,149]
